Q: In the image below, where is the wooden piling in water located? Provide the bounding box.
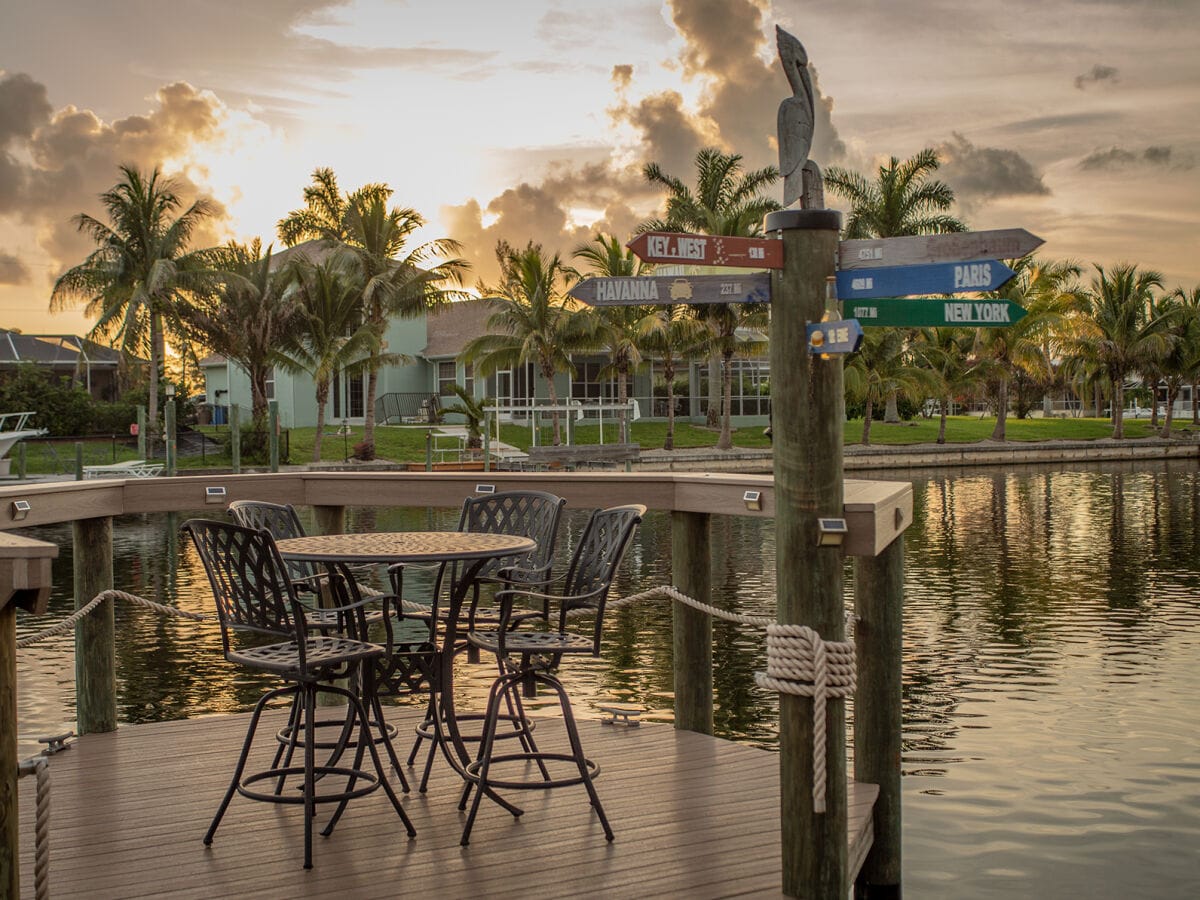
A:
[854,536,905,898]
[768,208,848,898]
[313,506,346,535]
[671,510,713,735]
[74,516,115,734]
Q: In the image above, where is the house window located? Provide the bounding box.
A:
[728,359,770,416]
[265,367,275,401]
[571,356,609,402]
[463,363,474,398]
[437,361,457,396]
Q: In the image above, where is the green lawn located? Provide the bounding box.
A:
[8,413,1195,475]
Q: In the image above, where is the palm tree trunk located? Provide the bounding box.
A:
[717,350,733,450]
[862,398,874,445]
[663,357,676,451]
[990,378,1008,441]
[1162,385,1178,438]
[1192,379,1198,425]
[617,367,629,444]
[313,382,329,462]
[884,390,900,424]
[937,396,949,444]
[148,314,163,455]
[361,363,379,459]
[1112,377,1125,439]
[543,363,562,445]
[706,355,720,428]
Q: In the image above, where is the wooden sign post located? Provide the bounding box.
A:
[766,207,849,898]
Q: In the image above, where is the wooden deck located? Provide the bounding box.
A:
[17,708,877,899]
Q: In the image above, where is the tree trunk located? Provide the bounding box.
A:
[1192,379,1198,425]
[1162,384,1178,438]
[360,363,379,459]
[1112,377,1125,438]
[617,366,629,444]
[663,356,676,451]
[543,363,562,445]
[313,381,329,462]
[706,354,720,428]
[937,396,949,444]
[990,378,1008,441]
[1094,382,1103,419]
[717,350,733,450]
[148,314,162,453]
[862,397,874,445]
[883,390,900,424]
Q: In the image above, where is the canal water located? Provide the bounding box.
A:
[13,462,1200,897]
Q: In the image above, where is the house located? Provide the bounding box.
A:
[0,330,126,400]
[200,297,772,431]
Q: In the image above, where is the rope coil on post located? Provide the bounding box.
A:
[754,624,855,813]
[18,755,51,900]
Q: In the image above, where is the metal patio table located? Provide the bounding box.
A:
[275,531,537,786]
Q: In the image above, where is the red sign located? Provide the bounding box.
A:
[129,423,139,436]
[627,232,783,269]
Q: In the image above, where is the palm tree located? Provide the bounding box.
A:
[637,304,709,450]
[824,148,967,240]
[641,147,780,448]
[912,326,973,444]
[441,384,490,450]
[276,167,389,246]
[1064,263,1167,438]
[572,234,651,443]
[180,239,296,432]
[825,148,967,423]
[1148,290,1200,437]
[1173,285,1200,424]
[972,256,1082,440]
[462,241,592,446]
[275,261,376,462]
[51,164,215,436]
[337,194,468,458]
[845,328,937,445]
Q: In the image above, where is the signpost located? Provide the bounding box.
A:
[848,297,1028,328]
[807,318,864,354]
[838,228,1043,271]
[568,273,771,307]
[835,259,1016,300]
[627,231,783,268]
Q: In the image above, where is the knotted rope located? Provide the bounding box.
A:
[15,590,207,649]
[17,755,51,900]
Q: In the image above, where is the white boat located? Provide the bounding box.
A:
[0,411,47,475]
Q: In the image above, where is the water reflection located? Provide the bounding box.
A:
[12,462,1200,897]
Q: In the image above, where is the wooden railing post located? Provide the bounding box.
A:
[671,510,712,735]
[269,401,280,472]
[0,532,56,898]
[768,207,847,897]
[230,405,241,474]
[313,506,346,535]
[136,405,147,459]
[74,516,116,734]
[854,535,904,899]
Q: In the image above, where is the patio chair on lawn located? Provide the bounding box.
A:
[460,503,645,846]
[393,489,566,792]
[182,518,414,869]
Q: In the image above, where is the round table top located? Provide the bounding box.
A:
[275,531,536,564]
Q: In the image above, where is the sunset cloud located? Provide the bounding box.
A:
[935,133,1049,203]
[1074,64,1119,90]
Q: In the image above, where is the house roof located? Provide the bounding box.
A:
[0,331,125,367]
[423,298,495,358]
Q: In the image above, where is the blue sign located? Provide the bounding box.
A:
[835,260,1016,300]
[806,319,863,354]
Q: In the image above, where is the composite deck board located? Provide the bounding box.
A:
[18,708,876,899]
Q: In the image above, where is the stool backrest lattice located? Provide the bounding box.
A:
[558,504,646,651]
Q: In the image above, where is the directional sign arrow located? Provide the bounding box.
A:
[568,273,771,307]
[807,318,864,354]
[836,260,1016,300]
[627,232,784,269]
[847,297,1028,328]
[838,228,1043,271]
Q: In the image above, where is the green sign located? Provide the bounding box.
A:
[848,297,1027,328]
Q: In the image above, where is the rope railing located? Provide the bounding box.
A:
[17,756,50,900]
[17,583,853,811]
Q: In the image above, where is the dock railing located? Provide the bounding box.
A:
[0,469,910,898]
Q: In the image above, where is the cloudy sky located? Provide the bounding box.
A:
[1,0,1197,335]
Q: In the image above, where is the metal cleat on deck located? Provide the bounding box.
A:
[597,702,644,727]
[38,731,75,754]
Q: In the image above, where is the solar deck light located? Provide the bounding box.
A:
[743,490,762,511]
[475,484,496,494]
[11,499,31,521]
[205,486,227,504]
[817,517,848,547]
